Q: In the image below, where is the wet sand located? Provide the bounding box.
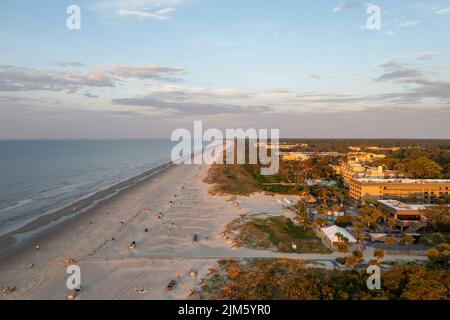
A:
[0,154,427,300]
[0,162,175,258]
[0,155,243,299]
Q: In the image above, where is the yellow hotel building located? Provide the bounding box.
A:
[348,178,450,204]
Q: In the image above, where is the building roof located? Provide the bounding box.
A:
[377,199,430,211]
[320,225,357,243]
[354,178,450,184]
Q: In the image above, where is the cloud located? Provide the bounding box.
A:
[156,8,176,15]
[51,61,86,68]
[271,88,290,94]
[332,1,361,12]
[0,95,27,103]
[294,54,450,110]
[112,95,271,116]
[84,92,99,99]
[374,52,443,78]
[308,71,323,80]
[385,30,397,37]
[415,52,442,60]
[308,70,335,80]
[117,8,175,20]
[397,20,421,29]
[91,0,181,21]
[0,65,115,92]
[108,64,186,81]
[369,55,450,103]
[373,68,423,82]
[433,6,450,15]
[376,52,442,69]
[150,85,253,99]
[0,63,186,92]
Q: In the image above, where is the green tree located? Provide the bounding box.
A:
[427,243,450,266]
[427,248,440,262]
[374,248,384,262]
[387,217,397,234]
[352,249,363,261]
[336,242,349,253]
[422,205,450,232]
[403,235,415,252]
[334,215,353,228]
[401,279,448,300]
[385,236,395,249]
[345,255,358,267]
[405,157,443,179]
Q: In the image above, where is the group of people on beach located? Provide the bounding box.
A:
[1,285,16,296]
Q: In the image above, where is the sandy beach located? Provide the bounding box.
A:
[0,152,428,300]
[0,156,229,299]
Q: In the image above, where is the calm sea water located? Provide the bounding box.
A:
[0,140,176,237]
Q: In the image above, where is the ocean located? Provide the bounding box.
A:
[0,139,177,238]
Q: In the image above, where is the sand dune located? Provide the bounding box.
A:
[0,155,427,300]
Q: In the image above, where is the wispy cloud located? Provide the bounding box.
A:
[373,68,423,82]
[117,8,175,20]
[308,71,323,80]
[371,54,450,102]
[332,1,361,12]
[0,65,115,92]
[271,88,290,94]
[397,19,421,29]
[0,64,186,92]
[113,95,271,116]
[433,5,450,15]
[108,64,186,81]
[50,61,86,68]
[91,0,182,21]
[84,92,99,99]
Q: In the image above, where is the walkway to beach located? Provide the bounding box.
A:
[0,160,427,300]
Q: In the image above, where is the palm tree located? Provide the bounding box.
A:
[387,217,396,234]
[404,234,415,252]
[374,248,384,262]
[345,255,358,268]
[385,236,395,249]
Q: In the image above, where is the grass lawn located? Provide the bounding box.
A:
[226,216,332,254]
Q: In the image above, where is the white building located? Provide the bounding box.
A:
[320,225,357,247]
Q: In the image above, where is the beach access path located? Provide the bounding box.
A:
[0,155,427,300]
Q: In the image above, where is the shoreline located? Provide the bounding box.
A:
[0,161,175,260]
[0,158,237,299]
[0,156,429,299]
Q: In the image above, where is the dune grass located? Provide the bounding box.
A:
[225,216,331,254]
[204,164,260,195]
[204,163,298,195]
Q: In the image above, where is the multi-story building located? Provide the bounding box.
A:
[340,161,399,185]
[377,199,430,232]
[365,146,401,152]
[254,143,307,150]
[348,178,450,204]
[280,152,310,161]
[347,152,386,162]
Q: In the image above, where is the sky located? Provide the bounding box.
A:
[0,0,450,139]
